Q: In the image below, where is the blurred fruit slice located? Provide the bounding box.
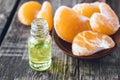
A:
[37,1,53,31]
[72,31,115,56]
[90,2,119,35]
[54,6,91,43]
[18,1,41,25]
[72,2,100,18]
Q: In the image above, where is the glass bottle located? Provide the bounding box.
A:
[28,18,52,71]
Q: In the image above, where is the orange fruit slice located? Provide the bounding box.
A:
[72,2,100,18]
[37,1,53,31]
[90,2,119,35]
[72,31,115,56]
[54,6,91,43]
[18,1,41,25]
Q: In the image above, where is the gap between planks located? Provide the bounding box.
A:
[0,0,21,45]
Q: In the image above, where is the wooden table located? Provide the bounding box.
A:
[0,0,120,80]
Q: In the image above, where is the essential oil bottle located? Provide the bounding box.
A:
[28,18,52,71]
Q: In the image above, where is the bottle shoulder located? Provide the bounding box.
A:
[28,34,52,46]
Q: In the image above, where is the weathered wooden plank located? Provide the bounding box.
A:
[0,0,19,44]
[0,0,120,80]
[0,0,79,80]
[0,0,16,33]
[50,0,62,13]
[78,53,120,80]
[0,56,22,80]
[47,41,79,80]
[61,0,73,7]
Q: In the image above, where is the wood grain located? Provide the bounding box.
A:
[0,0,120,80]
[0,0,19,44]
[0,0,16,32]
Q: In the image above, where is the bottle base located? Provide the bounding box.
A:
[29,60,51,71]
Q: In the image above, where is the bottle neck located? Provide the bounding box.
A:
[30,18,49,39]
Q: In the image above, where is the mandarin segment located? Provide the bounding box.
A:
[37,1,53,31]
[72,2,100,18]
[72,31,115,56]
[90,2,119,35]
[18,1,41,25]
[54,6,91,43]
